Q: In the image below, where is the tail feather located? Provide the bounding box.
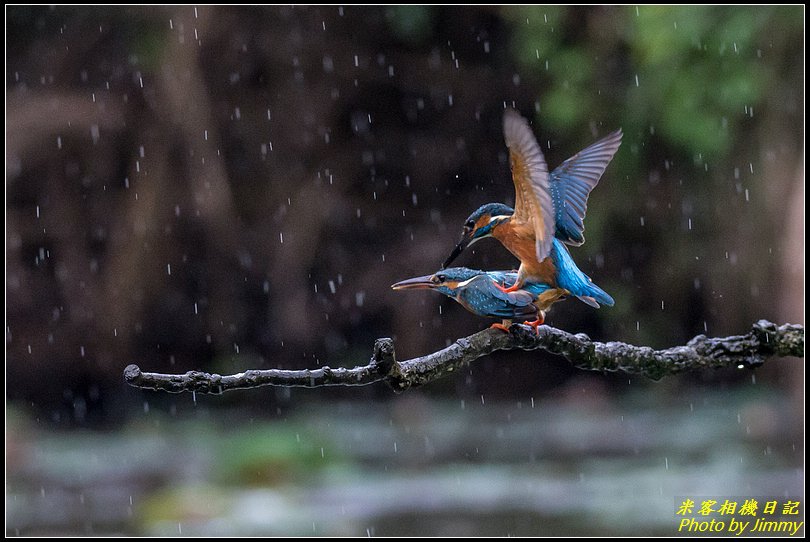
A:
[577,283,615,308]
[552,238,614,308]
[576,295,600,309]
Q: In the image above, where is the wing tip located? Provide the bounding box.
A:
[503,108,531,143]
[603,127,623,146]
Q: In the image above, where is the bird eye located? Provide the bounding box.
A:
[464,220,474,230]
[434,274,445,283]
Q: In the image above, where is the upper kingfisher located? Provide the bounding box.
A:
[393,237,614,332]
[442,109,622,300]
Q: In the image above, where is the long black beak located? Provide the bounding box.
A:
[391,275,436,290]
[442,233,472,269]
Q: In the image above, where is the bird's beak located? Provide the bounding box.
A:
[391,275,436,290]
[441,230,473,269]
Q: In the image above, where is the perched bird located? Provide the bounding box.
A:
[442,109,622,293]
[393,238,614,332]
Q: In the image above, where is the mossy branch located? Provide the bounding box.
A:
[124,320,803,394]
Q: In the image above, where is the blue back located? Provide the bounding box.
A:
[455,273,546,320]
[437,268,551,320]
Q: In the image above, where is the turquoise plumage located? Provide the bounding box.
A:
[393,239,612,327]
[404,109,618,332]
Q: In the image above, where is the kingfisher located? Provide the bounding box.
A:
[442,109,622,294]
[393,237,614,332]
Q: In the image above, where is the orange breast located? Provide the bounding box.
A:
[493,221,557,285]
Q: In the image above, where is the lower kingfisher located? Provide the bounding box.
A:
[394,238,614,332]
[442,109,621,293]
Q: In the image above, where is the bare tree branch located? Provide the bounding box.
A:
[124,320,804,394]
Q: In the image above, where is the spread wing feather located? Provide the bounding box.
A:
[503,109,554,263]
[550,129,622,246]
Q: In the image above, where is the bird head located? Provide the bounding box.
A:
[442,203,514,269]
[391,267,484,299]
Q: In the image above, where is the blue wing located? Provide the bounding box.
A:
[550,129,622,246]
[457,273,545,320]
[551,239,614,308]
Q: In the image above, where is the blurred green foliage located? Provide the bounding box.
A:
[215,422,338,486]
[386,5,437,45]
[509,6,801,156]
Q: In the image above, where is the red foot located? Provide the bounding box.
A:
[493,279,521,294]
[523,316,545,334]
[490,322,511,333]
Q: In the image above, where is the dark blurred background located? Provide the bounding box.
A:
[6,5,804,536]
